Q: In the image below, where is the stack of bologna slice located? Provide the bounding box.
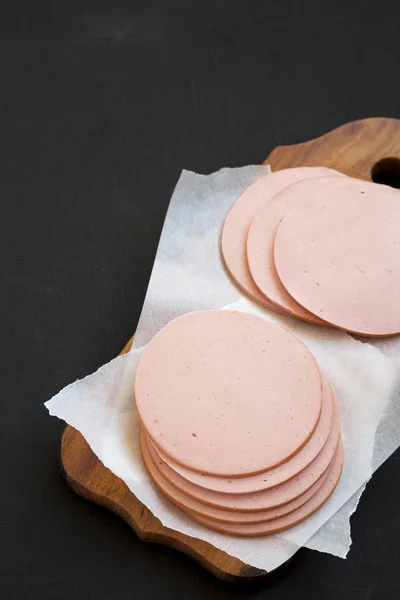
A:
[135,310,343,537]
[222,167,400,336]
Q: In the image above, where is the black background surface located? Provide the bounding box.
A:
[1,2,400,599]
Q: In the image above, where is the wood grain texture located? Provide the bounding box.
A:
[263,117,400,177]
[60,117,400,581]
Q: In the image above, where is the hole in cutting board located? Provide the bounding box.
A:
[371,157,400,189]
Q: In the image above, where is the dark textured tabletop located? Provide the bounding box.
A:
[1,2,400,599]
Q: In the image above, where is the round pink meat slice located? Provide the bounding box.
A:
[274,181,400,336]
[189,441,344,536]
[135,310,323,477]
[140,428,332,524]
[144,390,341,512]
[247,176,358,323]
[153,372,334,494]
[221,167,344,311]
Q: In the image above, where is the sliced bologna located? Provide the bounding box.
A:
[221,167,344,310]
[274,181,400,336]
[153,373,334,494]
[246,176,358,323]
[140,428,332,524]
[135,310,323,477]
[144,393,341,512]
[189,441,344,536]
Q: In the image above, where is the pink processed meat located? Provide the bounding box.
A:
[274,181,400,336]
[221,167,344,311]
[188,442,344,536]
[145,396,340,512]
[135,310,323,477]
[154,373,334,494]
[141,428,333,524]
[246,176,357,322]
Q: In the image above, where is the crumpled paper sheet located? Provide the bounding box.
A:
[46,167,400,572]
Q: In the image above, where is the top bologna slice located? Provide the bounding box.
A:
[135,310,323,477]
[274,181,400,336]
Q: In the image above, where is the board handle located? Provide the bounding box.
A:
[263,117,400,186]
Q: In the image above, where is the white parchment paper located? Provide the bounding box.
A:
[46,167,400,572]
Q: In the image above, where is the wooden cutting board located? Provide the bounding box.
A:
[60,117,400,581]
